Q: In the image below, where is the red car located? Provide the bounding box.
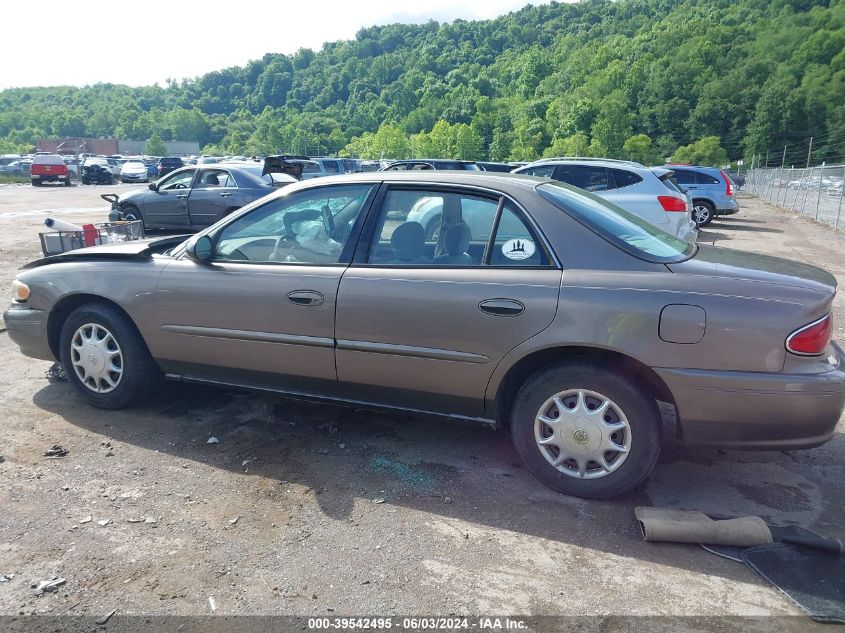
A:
[30,154,70,187]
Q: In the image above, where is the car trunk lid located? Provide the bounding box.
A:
[668,244,837,293]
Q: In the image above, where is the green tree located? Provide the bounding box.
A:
[622,134,659,165]
[543,132,590,158]
[672,136,729,166]
[144,133,167,156]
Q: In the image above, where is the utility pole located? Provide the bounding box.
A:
[781,145,787,169]
[764,150,769,167]
[806,137,813,168]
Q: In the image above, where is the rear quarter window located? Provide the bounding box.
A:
[537,181,696,264]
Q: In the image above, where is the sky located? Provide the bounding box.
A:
[1,0,553,90]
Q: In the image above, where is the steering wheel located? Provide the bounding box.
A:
[268,236,298,263]
[321,206,335,238]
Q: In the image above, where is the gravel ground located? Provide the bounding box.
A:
[0,184,842,630]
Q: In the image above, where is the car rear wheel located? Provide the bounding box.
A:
[510,361,661,499]
[692,201,714,227]
[59,303,160,409]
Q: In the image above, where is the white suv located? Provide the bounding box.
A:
[513,158,697,241]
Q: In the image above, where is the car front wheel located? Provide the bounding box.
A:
[59,303,160,409]
[121,205,145,229]
[511,361,661,499]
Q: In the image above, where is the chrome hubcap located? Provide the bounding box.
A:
[70,323,123,393]
[534,389,631,479]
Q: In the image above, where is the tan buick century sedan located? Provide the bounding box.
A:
[6,172,844,498]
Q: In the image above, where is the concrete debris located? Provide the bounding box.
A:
[97,519,111,527]
[0,574,14,583]
[45,362,66,382]
[208,596,217,612]
[33,578,66,595]
[96,609,117,625]
[79,516,92,524]
[228,516,239,525]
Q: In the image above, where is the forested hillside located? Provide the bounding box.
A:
[1,0,843,165]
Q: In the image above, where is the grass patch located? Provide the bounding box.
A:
[0,174,30,184]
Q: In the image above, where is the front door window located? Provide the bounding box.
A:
[214,184,373,264]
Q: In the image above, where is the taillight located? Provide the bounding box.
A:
[721,170,734,196]
[658,195,687,212]
[786,314,832,356]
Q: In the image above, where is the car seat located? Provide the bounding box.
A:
[389,222,428,264]
[433,223,473,265]
[205,173,220,186]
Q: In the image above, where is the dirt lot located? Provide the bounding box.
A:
[0,184,843,628]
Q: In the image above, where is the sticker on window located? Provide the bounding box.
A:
[501,238,536,260]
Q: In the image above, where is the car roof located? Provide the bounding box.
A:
[666,164,722,172]
[276,170,547,192]
[386,159,477,165]
[525,157,646,169]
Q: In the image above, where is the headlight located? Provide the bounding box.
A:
[11,279,30,302]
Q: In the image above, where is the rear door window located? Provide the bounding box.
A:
[671,169,695,185]
[553,165,612,192]
[519,164,556,178]
[365,188,550,267]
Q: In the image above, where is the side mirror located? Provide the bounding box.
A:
[186,235,213,262]
[148,182,158,191]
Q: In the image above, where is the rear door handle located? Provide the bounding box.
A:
[479,299,524,317]
[176,194,188,199]
[287,290,325,306]
[219,192,231,197]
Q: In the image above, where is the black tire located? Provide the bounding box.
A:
[59,302,160,409]
[693,201,715,227]
[31,179,41,187]
[64,178,71,187]
[424,215,442,241]
[510,361,661,499]
[121,204,145,230]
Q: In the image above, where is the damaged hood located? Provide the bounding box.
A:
[262,155,318,180]
[22,235,189,270]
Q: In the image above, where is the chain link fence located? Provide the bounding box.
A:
[745,164,845,230]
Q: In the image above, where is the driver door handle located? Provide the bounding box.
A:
[219,192,231,197]
[176,194,188,199]
[479,299,524,317]
[287,290,325,306]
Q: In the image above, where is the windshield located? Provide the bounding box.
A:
[537,181,696,263]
